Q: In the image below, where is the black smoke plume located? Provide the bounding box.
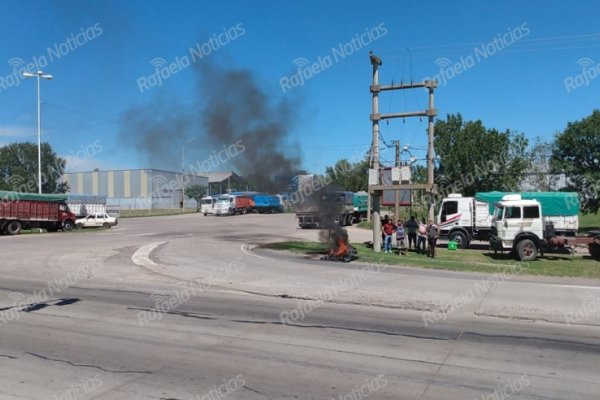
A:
[120,59,301,193]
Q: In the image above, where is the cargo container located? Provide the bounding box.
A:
[0,191,77,235]
[253,194,283,214]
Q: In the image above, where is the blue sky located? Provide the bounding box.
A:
[0,0,599,175]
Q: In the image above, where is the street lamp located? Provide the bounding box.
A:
[23,70,53,194]
[181,138,199,208]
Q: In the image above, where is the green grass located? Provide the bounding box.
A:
[580,212,600,232]
[262,241,600,278]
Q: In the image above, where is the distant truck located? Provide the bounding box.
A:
[0,191,77,235]
[253,194,283,214]
[214,194,254,216]
[352,191,368,223]
[296,190,354,229]
[437,192,579,248]
[66,195,107,218]
[199,196,216,216]
[489,193,600,261]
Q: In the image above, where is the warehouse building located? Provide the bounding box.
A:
[62,169,208,210]
[205,171,248,195]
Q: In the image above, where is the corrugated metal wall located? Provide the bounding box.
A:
[62,169,208,209]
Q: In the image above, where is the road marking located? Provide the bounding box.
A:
[127,233,157,237]
[241,243,263,259]
[550,284,600,290]
[132,241,167,267]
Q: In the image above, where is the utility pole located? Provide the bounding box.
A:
[370,52,382,252]
[368,52,438,253]
[395,140,400,220]
[427,85,436,222]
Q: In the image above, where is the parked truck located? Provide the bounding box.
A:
[66,195,107,218]
[437,192,580,248]
[253,194,283,214]
[489,193,600,261]
[352,191,368,223]
[0,191,77,235]
[296,190,354,229]
[214,194,254,216]
[199,195,216,216]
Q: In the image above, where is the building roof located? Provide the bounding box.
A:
[63,168,208,179]
[204,171,245,183]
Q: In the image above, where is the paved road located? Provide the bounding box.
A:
[1,213,599,399]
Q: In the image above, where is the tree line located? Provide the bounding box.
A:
[324,110,600,213]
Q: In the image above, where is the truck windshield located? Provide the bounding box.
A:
[201,199,212,205]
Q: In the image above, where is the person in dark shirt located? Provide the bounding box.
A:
[405,215,418,250]
[427,219,439,258]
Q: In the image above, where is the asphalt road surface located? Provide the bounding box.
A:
[1,213,599,400]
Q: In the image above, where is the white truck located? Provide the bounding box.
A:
[437,192,581,249]
[489,193,600,261]
[199,196,216,216]
[437,194,492,248]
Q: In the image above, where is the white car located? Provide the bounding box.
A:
[75,213,118,229]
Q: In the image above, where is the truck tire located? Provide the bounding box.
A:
[103,222,110,229]
[589,243,600,259]
[6,220,21,235]
[63,220,74,231]
[449,231,469,249]
[516,239,538,261]
[76,222,84,230]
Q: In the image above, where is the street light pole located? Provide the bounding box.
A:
[23,70,53,194]
[180,138,199,209]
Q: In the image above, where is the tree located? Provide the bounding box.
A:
[0,142,68,193]
[325,158,369,192]
[551,110,600,213]
[434,114,530,196]
[185,184,208,200]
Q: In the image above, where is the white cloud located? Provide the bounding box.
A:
[0,125,34,139]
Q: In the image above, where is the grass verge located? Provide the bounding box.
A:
[261,241,600,278]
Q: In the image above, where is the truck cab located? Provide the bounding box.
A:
[199,196,215,216]
[437,194,492,248]
[490,195,545,257]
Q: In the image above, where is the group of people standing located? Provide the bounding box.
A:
[381,215,439,257]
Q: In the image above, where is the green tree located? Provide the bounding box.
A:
[0,142,68,193]
[185,184,208,200]
[551,110,600,213]
[325,158,369,192]
[434,114,530,196]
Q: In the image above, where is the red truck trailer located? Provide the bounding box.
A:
[0,191,77,235]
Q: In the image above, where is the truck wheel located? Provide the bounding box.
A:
[516,239,538,261]
[449,231,468,249]
[204,213,207,216]
[103,222,110,229]
[63,220,74,231]
[76,223,84,230]
[589,243,600,259]
[6,220,21,235]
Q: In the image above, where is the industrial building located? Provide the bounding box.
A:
[205,171,248,195]
[62,169,208,210]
